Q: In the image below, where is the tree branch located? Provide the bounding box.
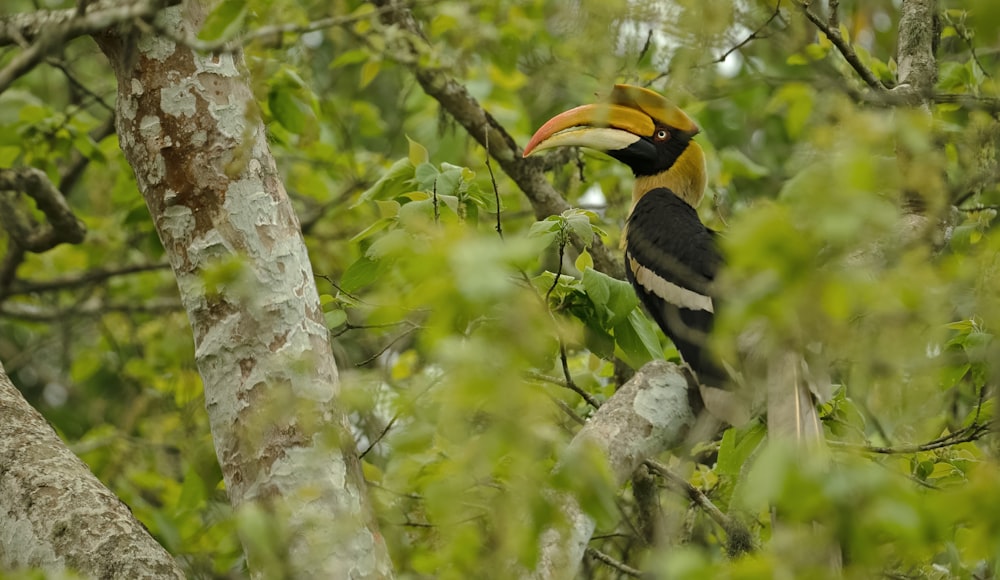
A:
[795,0,889,93]
[0,299,183,322]
[0,0,172,47]
[369,0,625,280]
[0,168,87,252]
[645,459,756,557]
[0,359,185,577]
[531,360,695,578]
[829,421,993,454]
[700,0,784,68]
[3,262,171,297]
[148,0,433,53]
[584,547,642,577]
[0,0,176,93]
[892,0,938,102]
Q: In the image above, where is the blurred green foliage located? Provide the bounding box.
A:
[2,0,1000,577]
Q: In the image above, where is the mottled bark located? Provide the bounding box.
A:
[93,2,392,577]
[532,360,695,579]
[894,0,938,100]
[0,360,184,578]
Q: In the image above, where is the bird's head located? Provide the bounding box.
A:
[523,84,706,208]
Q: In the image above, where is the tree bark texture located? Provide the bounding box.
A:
[0,360,185,578]
[93,3,392,577]
[532,360,695,579]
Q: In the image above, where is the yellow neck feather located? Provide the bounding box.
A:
[631,141,706,210]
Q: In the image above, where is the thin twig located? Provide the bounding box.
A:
[544,237,565,305]
[432,179,439,224]
[330,319,414,339]
[700,0,783,67]
[526,369,602,411]
[795,0,888,92]
[484,128,503,239]
[945,12,992,80]
[645,459,755,556]
[0,0,174,91]
[0,168,86,251]
[546,393,587,425]
[0,299,183,321]
[3,262,170,296]
[957,205,1000,213]
[355,326,419,367]
[359,414,399,459]
[543,236,592,407]
[45,56,115,113]
[973,383,988,425]
[585,547,642,578]
[316,274,367,304]
[370,0,625,279]
[148,0,435,53]
[828,421,993,454]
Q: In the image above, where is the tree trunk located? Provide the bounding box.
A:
[93,2,393,577]
[0,360,185,578]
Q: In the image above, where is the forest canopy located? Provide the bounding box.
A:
[1,0,999,578]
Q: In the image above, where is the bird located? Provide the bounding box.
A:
[523,84,823,438]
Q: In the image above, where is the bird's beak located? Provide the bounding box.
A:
[522,84,699,158]
[522,103,654,157]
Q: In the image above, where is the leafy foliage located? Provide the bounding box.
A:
[3,0,1000,577]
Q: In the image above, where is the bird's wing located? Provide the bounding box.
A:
[625,188,723,387]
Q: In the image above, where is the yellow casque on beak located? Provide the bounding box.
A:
[522,85,699,158]
[522,103,655,157]
[607,84,699,135]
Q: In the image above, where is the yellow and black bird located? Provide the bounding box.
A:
[524,84,823,437]
[524,84,725,397]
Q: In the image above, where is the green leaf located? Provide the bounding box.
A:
[198,0,248,41]
[583,324,616,360]
[527,217,562,250]
[716,421,766,478]
[374,199,401,219]
[324,309,348,329]
[269,86,307,134]
[341,256,381,292]
[366,228,411,259]
[582,268,611,312]
[467,183,500,213]
[564,209,595,247]
[360,60,381,88]
[177,466,207,510]
[0,146,19,166]
[354,157,415,207]
[768,83,814,139]
[436,166,463,198]
[349,216,396,243]
[720,148,769,181]
[413,162,439,191]
[583,267,638,327]
[613,310,661,368]
[786,53,809,66]
[331,49,371,68]
[407,136,429,165]
[803,42,828,60]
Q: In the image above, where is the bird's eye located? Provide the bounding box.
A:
[654,128,670,142]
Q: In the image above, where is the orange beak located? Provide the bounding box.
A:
[523,84,698,157]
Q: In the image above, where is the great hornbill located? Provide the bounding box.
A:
[524,84,822,437]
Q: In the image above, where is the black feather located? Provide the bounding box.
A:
[625,188,726,388]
